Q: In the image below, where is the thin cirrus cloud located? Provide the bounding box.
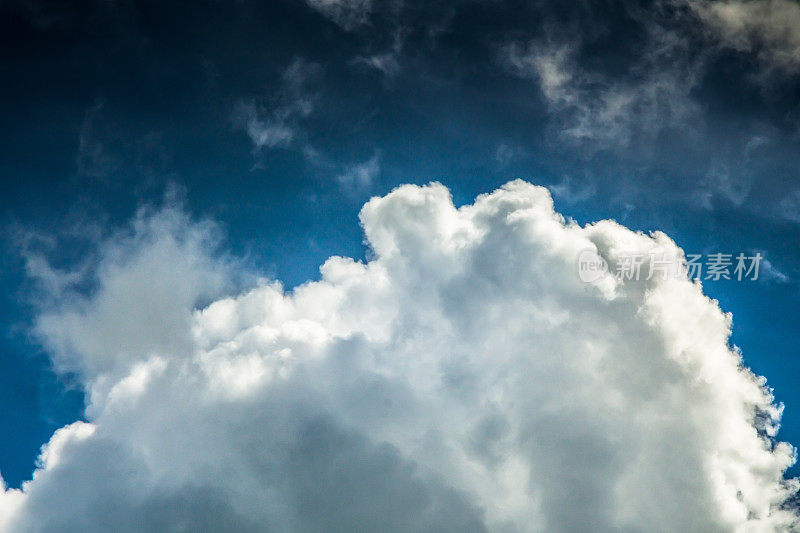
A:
[233,59,320,153]
[336,150,381,191]
[1,180,797,531]
[685,0,800,74]
[492,2,800,217]
[305,0,374,30]
[497,25,703,151]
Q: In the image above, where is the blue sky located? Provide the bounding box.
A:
[2,0,800,529]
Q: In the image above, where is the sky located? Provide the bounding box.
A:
[2,0,800,530]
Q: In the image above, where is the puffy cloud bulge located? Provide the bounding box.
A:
[1,181,798,531]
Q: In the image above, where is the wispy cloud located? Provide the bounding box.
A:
[352,30,405,77]
[498,23,704,152]
[76,99,120,180]
[685,0,800,74]
[336,150,381,190]
[234,101,297,150]
[75,99,171,185]
[779,188,800,222]
[758,253,791,283]
[305,0,373,30]
[234,59,320,153]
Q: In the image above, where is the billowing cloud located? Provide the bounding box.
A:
[29,202,238,384]
[1,181,798,531]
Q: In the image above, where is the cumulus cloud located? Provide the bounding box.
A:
[29,202,238,386]
[686,0,800,74]
[1,181,798,531]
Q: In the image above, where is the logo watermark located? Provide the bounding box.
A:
[577,250,762,283]
[577,249,610,283]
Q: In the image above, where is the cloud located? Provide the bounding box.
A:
[547,174,597,204]
[336,150,381,190]
[14,232,91,301]
[234,59,319,152]
[693,134,771,209]
[686,0,800,74]
[758,254,791,283]
[30,201,239,384]
[352,30,405,77]
[234,100,296,150]
[779,189,800,222]
[2,181,798,531]
[499,26,703,151]
[305,0,373,30]
[76,99,120,180]
[74,99,171,183]
[493,143,528,169]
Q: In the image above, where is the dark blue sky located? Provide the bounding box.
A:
[2,0,800,488]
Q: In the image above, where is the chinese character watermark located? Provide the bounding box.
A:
[577,250,762,283]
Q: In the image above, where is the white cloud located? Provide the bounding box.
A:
[494,143,529,169]
[352,30,405,77]
[305,0,373,30]
[234,59,319,152]
[758,254,791,283]
[353,49,401,77]
[694,156,755,209]
[686,0,800,74]
[31,202,238,388]
[234,100,296,150]
[499,30,703,151]
[547,174,597,204]
[2,180,798,531]
[336,150,381,190]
